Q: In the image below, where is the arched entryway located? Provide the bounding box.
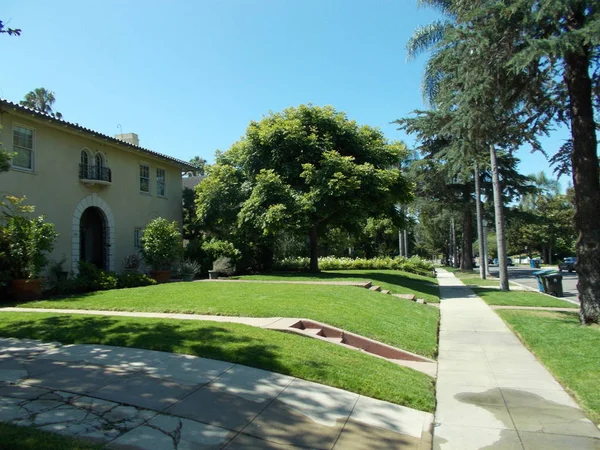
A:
[80,207,107,270]
[72,194,115,274]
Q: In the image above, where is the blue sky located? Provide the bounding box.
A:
[2,0,570,186]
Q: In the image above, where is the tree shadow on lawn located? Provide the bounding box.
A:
[0,315,290,375]
[251,271,439,301]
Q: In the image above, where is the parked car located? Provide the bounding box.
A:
[558,257,577,273]
[492,257,514,266]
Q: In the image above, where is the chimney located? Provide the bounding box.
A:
[115,132,140,146]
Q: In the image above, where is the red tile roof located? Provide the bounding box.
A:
[1,98,196,171]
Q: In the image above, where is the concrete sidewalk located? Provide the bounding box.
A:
[434,268,600,449]
[0,337,433,449]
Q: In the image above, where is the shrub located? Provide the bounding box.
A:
[1,196,58,279]
[47,257,73,296]
[212,256,236,276]
[117,272,157,289]
[273,256,435,276]
[74,261,119,292]
[140,218,182,270]
[177,259,201,278]
[201,238,241,261]
[122,254,141,271]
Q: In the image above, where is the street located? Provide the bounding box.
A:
[488,265,580,303]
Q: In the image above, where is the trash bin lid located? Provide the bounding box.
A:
[544,273,563,280]
[532,269,555,276]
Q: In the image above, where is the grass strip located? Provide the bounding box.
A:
[497,310,599,424]
[0,422,102,450]
[240,269,440,303]
[0,312,436,413]
[16,282,439,358]
[472,287,578,309]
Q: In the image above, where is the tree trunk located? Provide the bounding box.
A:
[460,206,474,271]
[398,230,403,257]
[403,230,409,258]
[474,161,486,279]
[309,226,319,272]
[541,245,547,264]
[490,144,509,291]
[450,217,457,268]
[563,13,600,323]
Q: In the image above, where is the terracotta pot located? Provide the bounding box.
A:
[150,270,171,283]
[10,279,43,301]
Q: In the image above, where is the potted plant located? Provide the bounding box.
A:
[210,256,235,279]
[1,196,58,301]
[178,259,201,282]
[122,254,141,273]
[201,239,240,280]
[140,218,182,283]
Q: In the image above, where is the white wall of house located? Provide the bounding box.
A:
[0,111,184,274]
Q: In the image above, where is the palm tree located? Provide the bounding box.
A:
[406,0,494,279]
[20,88,63,119]
[189,156,207,176]
[405,1,520,289]
[521,172,561,211]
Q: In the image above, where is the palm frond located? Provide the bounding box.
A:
[406,21,450,61]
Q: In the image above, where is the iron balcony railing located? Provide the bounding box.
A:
[79,164,112,182]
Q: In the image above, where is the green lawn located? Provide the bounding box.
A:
[444,268,512,288]
[0,312,436,413]
[15,282,439,358]
[472,287,578,309]
[0,422,102,450]
[239,269,440,303]
[497,310,599,424]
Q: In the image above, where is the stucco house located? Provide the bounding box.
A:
[0,99,195,274]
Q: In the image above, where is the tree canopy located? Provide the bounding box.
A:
[20,88,63,119]
[196,105,413,272]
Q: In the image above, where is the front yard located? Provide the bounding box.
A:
[0,422,102,450]
[239,269,440,303]
[0,312,436,413]
[472,288,578,309]
[14,281,440,359]
[497,309,600,424]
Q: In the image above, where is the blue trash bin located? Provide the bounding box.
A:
[529,260,536,268]
[532,269,554,292]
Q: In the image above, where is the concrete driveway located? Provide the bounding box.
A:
[488,266,580,304]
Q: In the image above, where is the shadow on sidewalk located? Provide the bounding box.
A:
[438,285,478,300]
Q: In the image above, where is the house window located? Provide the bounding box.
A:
[140,164,150,193]
[156,168,166,196]
[134,228,142,248]
[80,150,90,178]
[95,153,104,168]
[12,126,34,170]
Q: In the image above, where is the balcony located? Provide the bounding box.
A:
[79,164,112,186]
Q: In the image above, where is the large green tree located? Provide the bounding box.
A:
[20,88,63,119]
[407,0,599,322]
[505,0,600,323]
[197,105,412,272]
